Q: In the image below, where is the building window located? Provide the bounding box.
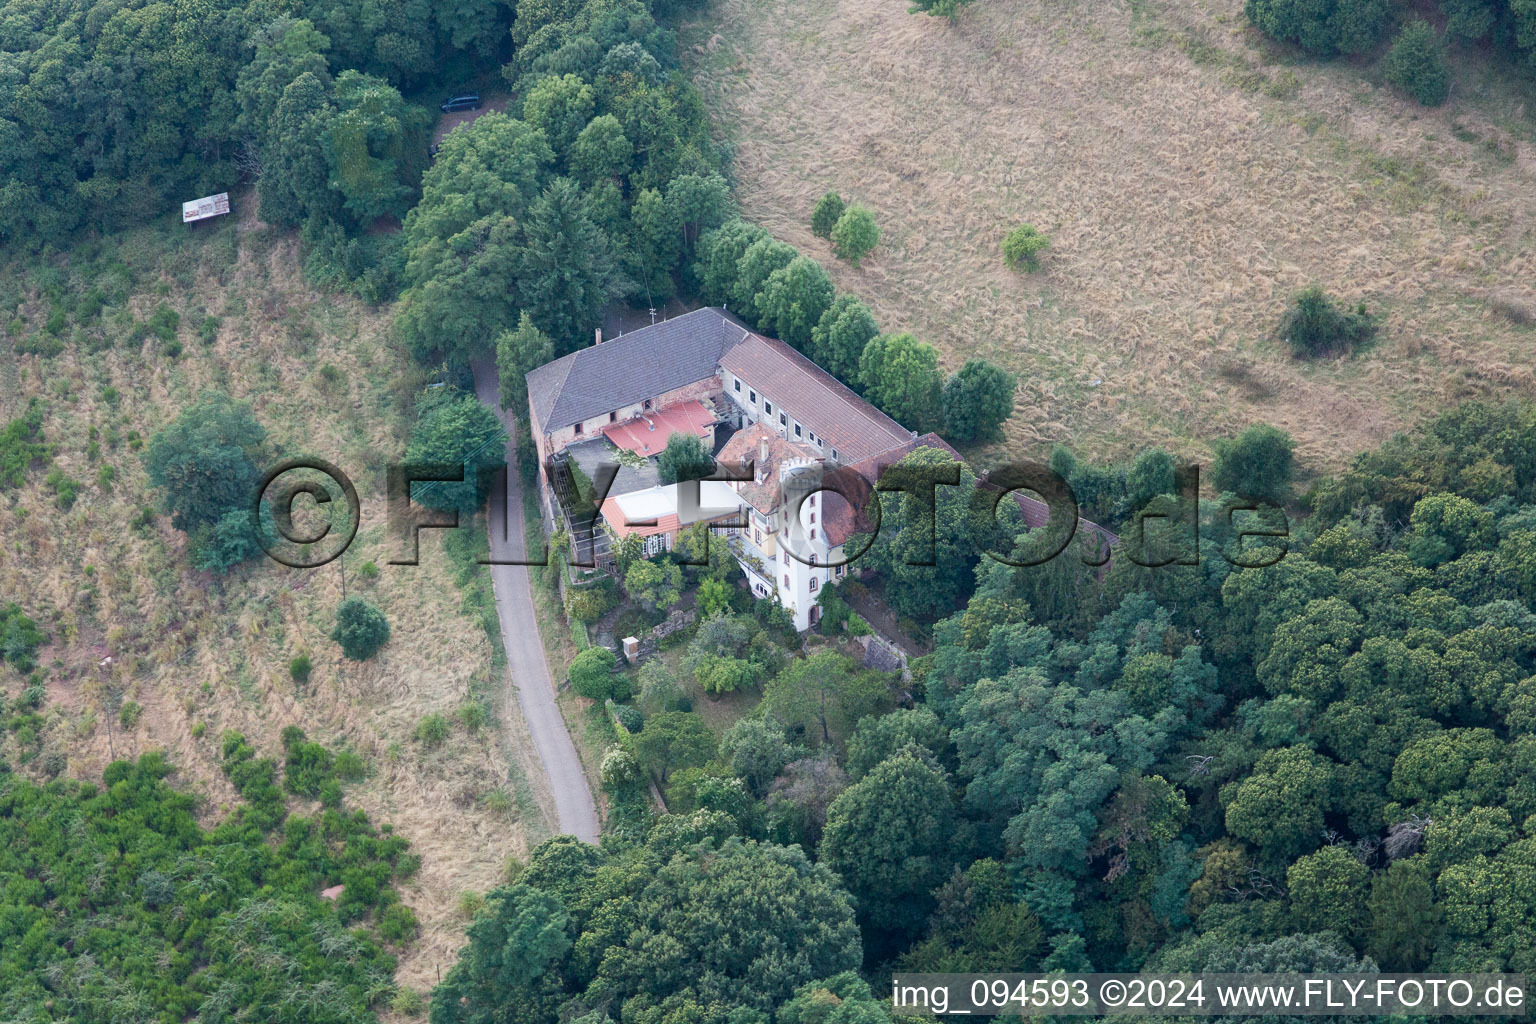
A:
[643,399,653,411]
[809,577,819,592]
[809,495,815,507]
[808,431,816,443]
[831,448,839,461]
[784,575,790,588]
[609,411,617,423]
[764,401,772,415]
[734,379,741,393]
[835,565,846,578]
[754,530,762,545]
[810,529,816,540]
[809,512,815,524]
[574,421,583,435]
[814,436,823,448]
[794,424,802,438]
[779,412,787,427]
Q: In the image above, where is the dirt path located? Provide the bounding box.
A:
[472,361,602,843]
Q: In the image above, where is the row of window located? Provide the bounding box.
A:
[732,377,840,461]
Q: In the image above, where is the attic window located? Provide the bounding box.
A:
[574,422,583,435]
[749,389,757,404]
[733,380,741,393]
[609,411,617,423]
[794,424,802,438]
[779,412,787,426]
[764,401,773,415]
[830,448,838,461]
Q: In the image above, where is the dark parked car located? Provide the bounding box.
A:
[440,94,481,113]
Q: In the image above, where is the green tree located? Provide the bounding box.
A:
[332,597,391,660]
[764,651,887,744]
[1383,19,1451,105]
[519,177,618,353]
[323,71,431,223]
[637,660,687,714]
[1222,745,1334,864]
[625,558,684,610]
[1001,223,1050,272]
[432,884,572,1024]
[695,220,770,306]
[779,972,894,1024]
[191,508,263,574]
[720,717,797,797]
[657,431,714,485]
[569,114,633,184]
[830,204,881,267]
[821,752,957,935]
[143,392,267,532]
[236,17,331,140]
[1211,423,1295,504]
[942,359,1016,443]
[497,311,556,412]
[1243,0,1388,55]
[809,294,880,384]
[523,73,596,154]
[732,235,798,327]
[810,191,846,238]
[756,256,835,351]
[569,646,624,700]
[858,333,944,431]
[1366,856,1442,969]
[634,711,716,784]
[845,708,947,780]
[405,390,509,515]
[1286,844,1369,936]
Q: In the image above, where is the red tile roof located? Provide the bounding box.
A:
[601,400,715,456]
[716,423,819,514]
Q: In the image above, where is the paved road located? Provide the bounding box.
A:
[472,361,601,843]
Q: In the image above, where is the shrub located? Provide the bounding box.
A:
[613,703,644,732]
[0,400,49,490]
[191,508,261,573]
[1002,223,1050,272]
[391,988,425,1017]
[0,603,47,670]
[118,700,143,728]
[810,191,846,238]
[415,713,450,748]
[483,788,514,816]
[570,646,622,700]
[830,205,880,267]
[45,468,79,509]
[289,653,313,683]
[458,700,489,733]
[1277,285,1375,357]
[1244,0,1387,56]
[332,598,390,660]
[1211,423,1296,503]
[1383,20,1450,106]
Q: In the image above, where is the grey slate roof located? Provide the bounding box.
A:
[526,307,748,433]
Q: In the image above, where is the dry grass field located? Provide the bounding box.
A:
[0,204,552,994]
[683,0,1536,477]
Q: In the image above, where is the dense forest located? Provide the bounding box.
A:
[456,397,1536,1024]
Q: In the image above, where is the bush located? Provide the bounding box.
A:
[118,700,143,728]
[1211,423,1296,504]
[289,653,313,683]
[1383,20,1450,106]
[613,703,644,733]
[0,400,49,490]
[332,597,390,661]
[1277,285,1375,357]
[0,603,47,671]
[414,713,450,748]
[830,205,881,267]
[1002,223,1050,272]
[811,192,846,238]
[570,646,622,700]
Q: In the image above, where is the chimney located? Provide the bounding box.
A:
[594,327,602,346]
